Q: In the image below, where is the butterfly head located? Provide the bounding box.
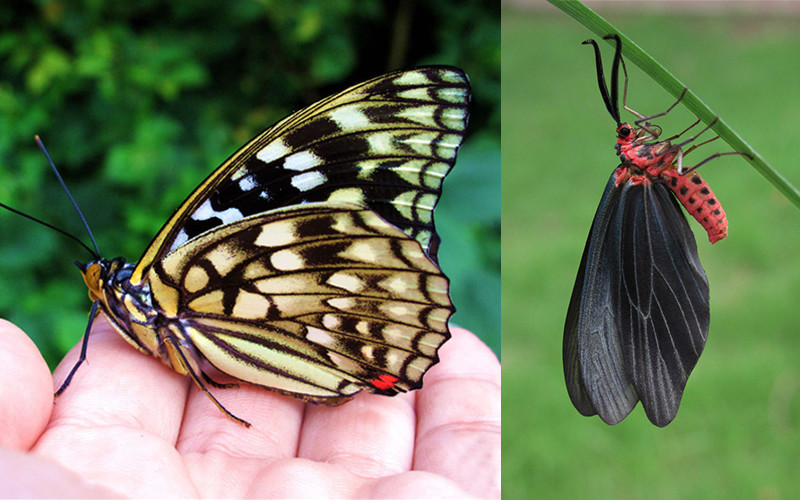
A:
[75,258,129,302]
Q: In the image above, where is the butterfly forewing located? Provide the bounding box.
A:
[132,67,469,286]
[145,203,453,402]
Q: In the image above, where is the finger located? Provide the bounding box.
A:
[0,319,53,449]
[298,391,417,477]
[0,448,123,498]
[177,388,307,497]
[177,384,305,457]
[246,460,472,498]
[47,314,189,439]
[34,315,199,497]
[177,392,305,498]
[413,326,501,499]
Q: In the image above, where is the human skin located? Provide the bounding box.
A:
[0,318,500,498]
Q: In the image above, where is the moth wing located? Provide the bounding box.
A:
[612,182,710,427]
[564,172,639,424]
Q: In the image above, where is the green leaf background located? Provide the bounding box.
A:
[0,0,500,367]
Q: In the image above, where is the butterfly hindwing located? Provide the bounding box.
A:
[146,202,452,401]
[611,181,709,426]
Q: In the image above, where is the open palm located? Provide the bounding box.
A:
[0,318,499,498]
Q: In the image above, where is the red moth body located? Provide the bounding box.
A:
[613,122,728,243]
[661,170,727,243]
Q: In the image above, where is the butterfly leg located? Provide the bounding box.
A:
[662,118,703,143]
[202,371,240,389]
[621,54,687,138]
[163,336,251,427]
[55,301,100,396]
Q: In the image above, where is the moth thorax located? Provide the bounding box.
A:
[652,141,675,157]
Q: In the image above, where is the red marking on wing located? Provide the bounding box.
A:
[371,374,399,391]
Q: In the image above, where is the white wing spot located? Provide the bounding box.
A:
[232,290,271,319]
[256,140,290,164]
[255,220,296,247]
[328,297,356,311]
[238,175,257,192]
[328,188,365,206]
[291,170,327,192]
[367,132,394,154]
[192,198,243,224]
[330,105,371,131]
[361,344,375,360]
[327,271,364,293]
[380,274,411,295]
[306,327,336,346]
[270,249,304,271]
[205,244,239,276]
[393,71,431,86]
[341,240,382,263]
[172,230,189,249]
[184,266,210,293]
[355,320,371,336]
[322,314,341,330]
[284,151,322,171]
[398,105,437,127]
[384,303,412,318]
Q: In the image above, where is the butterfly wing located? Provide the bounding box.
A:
[131,66,470,285]
[146,203,453,402]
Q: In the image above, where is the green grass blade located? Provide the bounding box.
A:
[548,0,800,209]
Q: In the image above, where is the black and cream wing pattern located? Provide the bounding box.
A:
[67,66,470,425]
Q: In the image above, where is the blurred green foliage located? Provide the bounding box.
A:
[504,8,800,499]
[0,0,499,368]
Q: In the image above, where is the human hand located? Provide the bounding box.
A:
[0,317,500,498]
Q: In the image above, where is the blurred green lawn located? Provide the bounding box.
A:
[503,7,800,499]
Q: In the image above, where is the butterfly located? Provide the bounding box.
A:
[53,66,471,426]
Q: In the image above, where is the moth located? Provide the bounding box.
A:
[565,36,742,426]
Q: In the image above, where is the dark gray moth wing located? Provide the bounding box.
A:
[564,173,639,424]
[610,181,710,427]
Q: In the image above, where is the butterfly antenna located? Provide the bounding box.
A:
[0,199,98,258]
[34,136,101,258]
